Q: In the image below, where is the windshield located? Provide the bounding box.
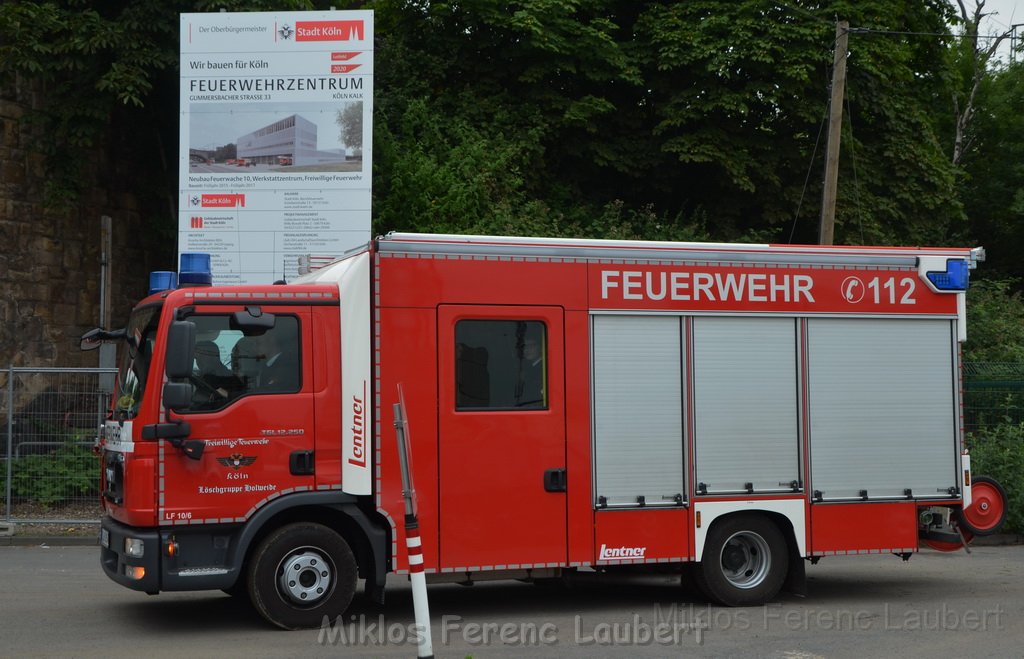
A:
[114,304,162,420]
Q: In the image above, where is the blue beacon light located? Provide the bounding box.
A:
[925,259,969,292]
[146,253,211,295]
[148,271,177,296]
[177,252,213,287]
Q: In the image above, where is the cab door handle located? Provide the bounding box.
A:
[290,450,315,476]
[544,468,566,492]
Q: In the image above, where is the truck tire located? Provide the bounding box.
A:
[695,514,788,606]
[247,522,358,629]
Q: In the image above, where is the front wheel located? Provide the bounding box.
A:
[247,522,358,629]
[696,514,789,606]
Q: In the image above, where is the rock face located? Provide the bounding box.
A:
[0,81,174,369]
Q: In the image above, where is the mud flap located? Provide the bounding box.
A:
[783,545,807,598]
[365,579,386,606]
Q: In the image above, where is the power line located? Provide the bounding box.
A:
[844,92,865,245]
[788,109,829,244]
[771,0,1015,42]
[849,27,1013,40]
[769,0,833,27]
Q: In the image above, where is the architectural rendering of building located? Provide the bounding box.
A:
[236,114,348,166]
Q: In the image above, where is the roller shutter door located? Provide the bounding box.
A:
[592,315,684,507]
[692,317,800,494]
[807,318,957,500]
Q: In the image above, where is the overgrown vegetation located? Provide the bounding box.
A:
[0,429,98,507]
[2,1,1021,254]
[967,422,1024,534]
[964,278,1024,363]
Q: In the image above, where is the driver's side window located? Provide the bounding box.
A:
[187,314,300,411]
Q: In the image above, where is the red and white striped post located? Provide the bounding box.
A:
[394,397,434,658]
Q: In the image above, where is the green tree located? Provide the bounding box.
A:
[946,0,1019,168]
[373,0,645,212]
[0,0,1002,257]
[958,62,1024,279]
[633,0,963,244]
[335,101,363,153]
[375,1,965,245]
[0,0,312,206]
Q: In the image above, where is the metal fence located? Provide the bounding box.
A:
[963,362,1024,434]
[2,367,116,530]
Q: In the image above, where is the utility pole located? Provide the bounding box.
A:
[819,20,849,246]
[99,215,116,393]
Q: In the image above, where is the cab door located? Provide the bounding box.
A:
[437,305,566,569]
[158,306,316,525]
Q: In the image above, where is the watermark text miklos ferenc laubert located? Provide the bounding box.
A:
[318,602,1005,648]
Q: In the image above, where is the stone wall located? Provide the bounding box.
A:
[0,80,174,368]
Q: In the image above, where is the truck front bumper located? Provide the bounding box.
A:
[99,516,161,594]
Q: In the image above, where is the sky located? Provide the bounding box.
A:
[977,0,1023,63]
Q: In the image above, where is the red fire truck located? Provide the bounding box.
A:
[86,233,1006,630]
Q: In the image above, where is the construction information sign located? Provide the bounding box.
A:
[178,10,373,284]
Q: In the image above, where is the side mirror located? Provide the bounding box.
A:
[165,321,196,379]
[80,328,102,351]
[80,327,126,351]
[163,381,194,412]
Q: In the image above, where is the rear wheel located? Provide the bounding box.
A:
[957,476,1007,537]
[696,514,788,606]
[247,522,358,629]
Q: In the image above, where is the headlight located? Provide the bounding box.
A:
[124,537,145,558]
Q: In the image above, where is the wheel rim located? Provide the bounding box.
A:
[719,531,771,589]
[963,481,1005,534]
[276,547,334,606]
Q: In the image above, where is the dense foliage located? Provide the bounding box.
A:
[0,430,98,506]
[2,0,1024,333]
[371,0,967,245]
[965,278,1024,363]
[958,62,1024,280]
[0,0,311,206]
[0,0,1011,240]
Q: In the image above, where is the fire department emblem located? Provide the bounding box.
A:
[217,453,257,470]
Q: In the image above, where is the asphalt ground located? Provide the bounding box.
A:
[0,542,1021,658]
